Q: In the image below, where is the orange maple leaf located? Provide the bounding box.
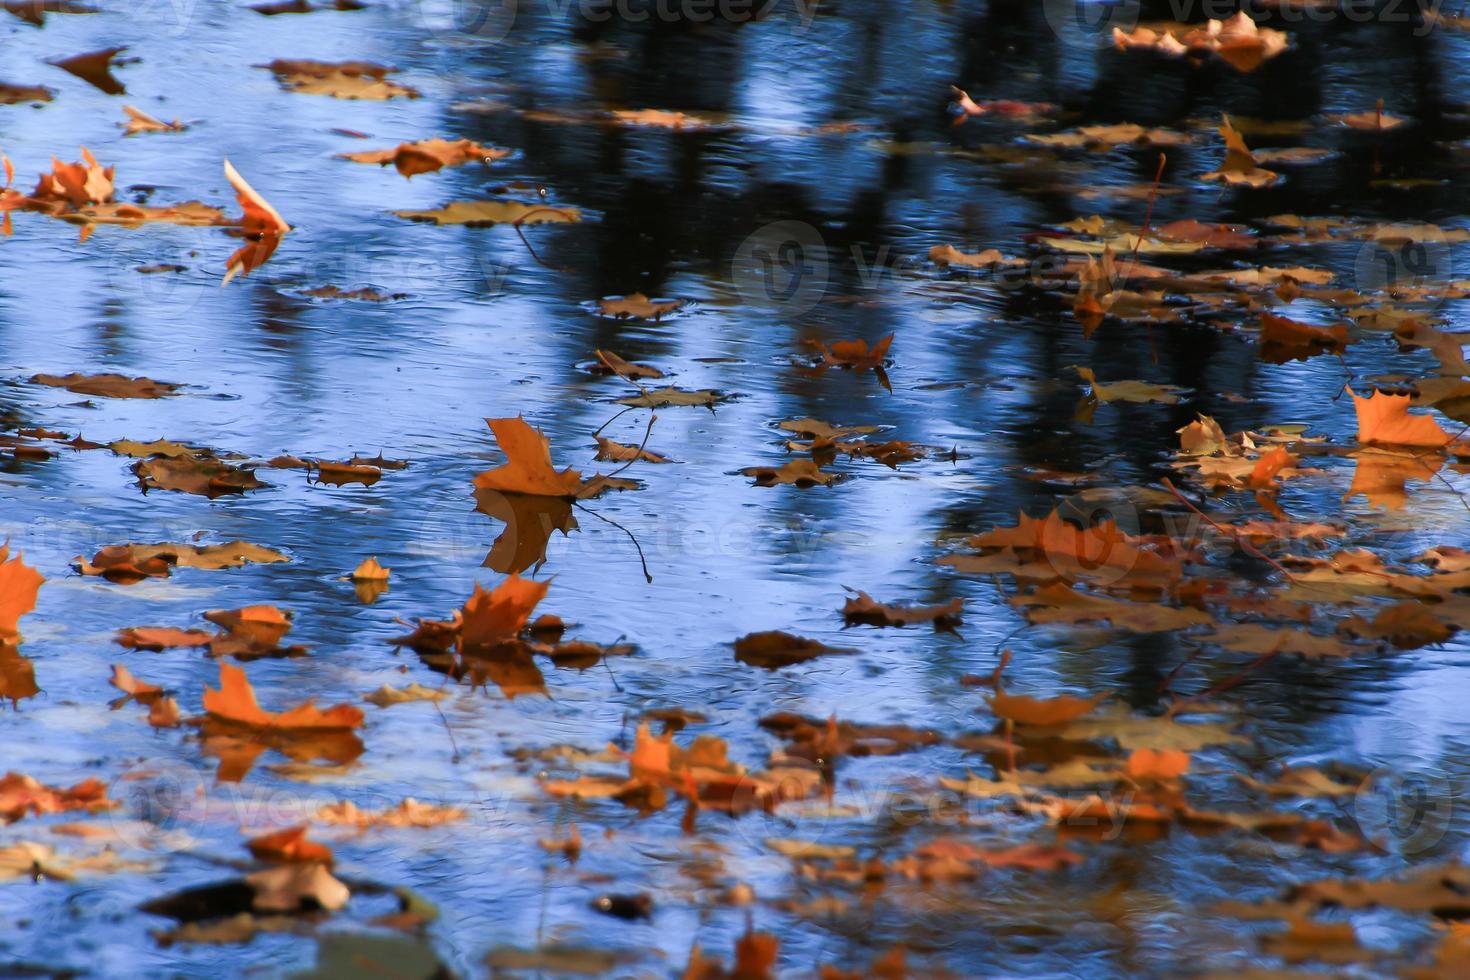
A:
[202,662,363,731]
[1126,748,1190,781]
[459,573,549,653]
[31,146,114,207]
[1248,445,1298,489]
[245,824,334,865]
[1351,388,1454,449]
[222,159,290,285]
[0,545,44,639]
[989,689,1106,726]
[472,416,584,497]
[822,333,894,369]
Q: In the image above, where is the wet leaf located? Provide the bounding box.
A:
[222,159,290,284]
[262,59,418,100]
[120,104,185,136]
[596,293,681,319]
[31,372,177,398]
[841,590,963,629]
[0,546,44,640]
[734,631,854,669]
[393,200,580,226]
[338,138,508,177]
[48,47,126,94]
[245,825,334,865]
[362,682,445,708]
[201,662,363,731]
[0,772,114,823]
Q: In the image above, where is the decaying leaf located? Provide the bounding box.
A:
[1200,115,1281,187]
[596,293,681,320]
[841,590,963,630]
[742,459,836,487]
[393,200,580,226]
[734,631,854,669]
[222,159,290,285]
[314,798,466,830]
[262,59,419,100]
[201,662,364,731]
[363,682,446,708]
[338,138,508,177]
[32,372,177,398]
[0,546,44,640]
[0,772,114,823]
[121,104,186,136]
[48,47,126,94]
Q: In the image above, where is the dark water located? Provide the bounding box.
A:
[2,1,1470,976]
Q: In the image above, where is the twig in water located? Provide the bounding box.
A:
[574,501,653,583]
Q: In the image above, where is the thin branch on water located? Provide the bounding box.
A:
[574,500,653,583]
[602,413,658,481]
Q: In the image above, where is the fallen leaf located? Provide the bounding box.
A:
[121,104,185,136]
[262,58,418,100]
[596,293,681,319]
[0,81,53,105]
[734,631,854,669]
[245,825,334,865]
[1352,388,1454,448]
[116,627,213,651]
[841,590,963,629]
[615,386,726,408]
[247,862,349,911]
[338,137,508,176]
[393,200,580,226]
[110,664,163,705]
[1341,601,1456,648]
[472,416,586,497]
[592,349,663,380]
[0,546,44,640]
[460,574,549,653]
[742,459,836,487]
[133,455,269,497]
[1201,115,1281,187]
[314,798,466,830]
[201,662,364,731]
[48,47,126,95]
[350,557,390,581]
[0,772,114,823]
[363,682,446,708]
[989,689,1107,727]
[32,372,176,398]
[222,159,290,285]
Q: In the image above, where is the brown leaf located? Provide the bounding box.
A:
[841,590,963,630]
[245,825,334,865]
[338,137,508,176]
[0,546,44,640]
[262,58,418,100]
[201,662,364,731]
[47,47,126,95]
[32,372,176,398]
[0,772,114,823]
[734,631,854,669]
